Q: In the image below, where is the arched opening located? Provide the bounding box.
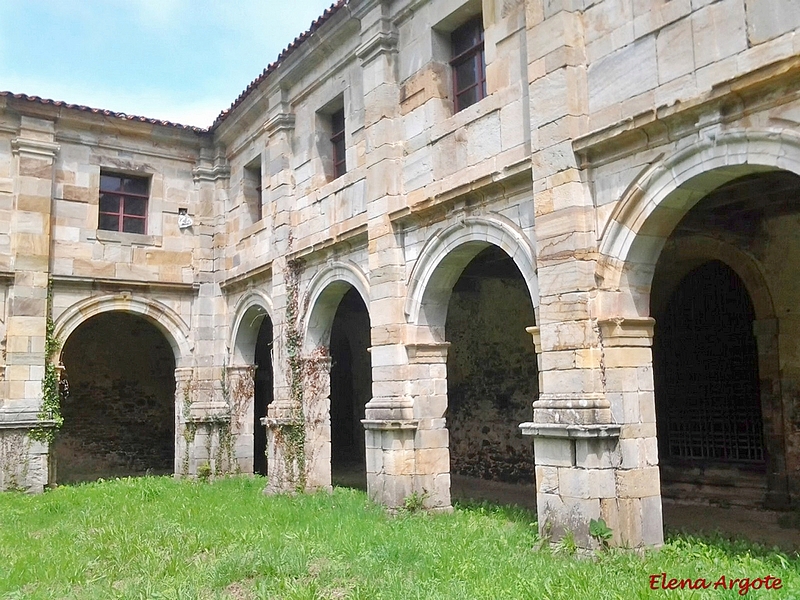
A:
[253,316,273,476]
[648,170,800,510]
[329,287,371,489]
[653,261,766,503]
[56,312,175,483]
[445,245,538,506]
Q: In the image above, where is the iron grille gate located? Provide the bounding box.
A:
[654,261,765,465]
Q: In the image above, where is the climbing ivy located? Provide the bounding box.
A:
[283,258,307,491]
[31,283,63,443]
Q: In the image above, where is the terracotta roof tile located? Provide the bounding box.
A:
[0,90,209,133]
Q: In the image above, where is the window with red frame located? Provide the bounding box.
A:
[331,109,346,179]
[450,16,486,112]
[98,172,149,234]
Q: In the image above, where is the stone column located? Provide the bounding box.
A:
[262,94,300,495]
[756,316,794,507]
[408,342,451,510]
[597,318,663,547]
[174,366,195,476]
[355,3,419,510]
[0,116,59,492]
[225,364,256,474]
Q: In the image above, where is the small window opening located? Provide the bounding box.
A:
[98,172,149,234]
[243,158,263,224]
[450,16,486,112]
[331,109,346,179]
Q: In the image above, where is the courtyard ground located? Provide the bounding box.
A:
[0,476,798,599]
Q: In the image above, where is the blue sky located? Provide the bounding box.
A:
[0,0,337,127]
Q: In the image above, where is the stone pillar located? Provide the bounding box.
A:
[226,364,256,474]
[0,117,59,491]
[597,318,663,548]
[753,318,790,507]
[302,353,332,492]
[174,366,195,476]
[522,318,663,548]
[408,342,451,510]
[355,3,418,510]
[781,317,800,505]
[261,93,299,495]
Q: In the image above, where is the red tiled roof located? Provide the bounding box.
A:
[210,0,348,130]
[0,90,209,134]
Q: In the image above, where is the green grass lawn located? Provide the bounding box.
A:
[0,477,798,599]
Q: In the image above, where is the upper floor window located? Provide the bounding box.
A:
[243,158,263,224]
[450,16,486,112]
[331,108,346,179]
[99,172,149,234]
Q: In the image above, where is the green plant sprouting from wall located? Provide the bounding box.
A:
[31,282,63,444]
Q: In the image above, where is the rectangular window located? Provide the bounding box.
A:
[244,160,263,223]
[331,109,346,179]
[450,16,486,112]
[98,172,149,234]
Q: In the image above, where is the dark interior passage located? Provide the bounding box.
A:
[445,245,538,486]
[253,316,273,476]
[329,287,371,489]
[56,312,175,483]
[653,260,765,501]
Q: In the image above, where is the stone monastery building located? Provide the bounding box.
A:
[1,0,800,549]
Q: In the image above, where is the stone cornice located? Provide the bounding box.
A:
[11,137,59,159]
[192,162,231,183]
[50,274,199,294]
[574,54,800,168]
[356,28,399,64]
[265,112,296,136]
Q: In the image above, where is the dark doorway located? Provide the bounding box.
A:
[654,260,765,501]
[253,316,273,476]
[57,312,175,483]
[329,287,371,489]
[445,245,538,504]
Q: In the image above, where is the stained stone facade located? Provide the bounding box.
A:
[2,0,800,549]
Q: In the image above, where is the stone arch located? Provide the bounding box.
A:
[303,261,370,351]
[650,234,776,322]
[229,290,274,365]
[54,294,193,368]
[405,215,538,340]
[597,129,800,316]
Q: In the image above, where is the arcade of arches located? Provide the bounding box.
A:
[32,169,800,550]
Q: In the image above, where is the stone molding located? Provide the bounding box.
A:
[598,317,655,347]
[520,422,621,439]
[361,419,418,430]
[11,137,59,159]
[405,341,450,364]
[265,112,296,136]
[356,28,399,65]
[53,293,194,365]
